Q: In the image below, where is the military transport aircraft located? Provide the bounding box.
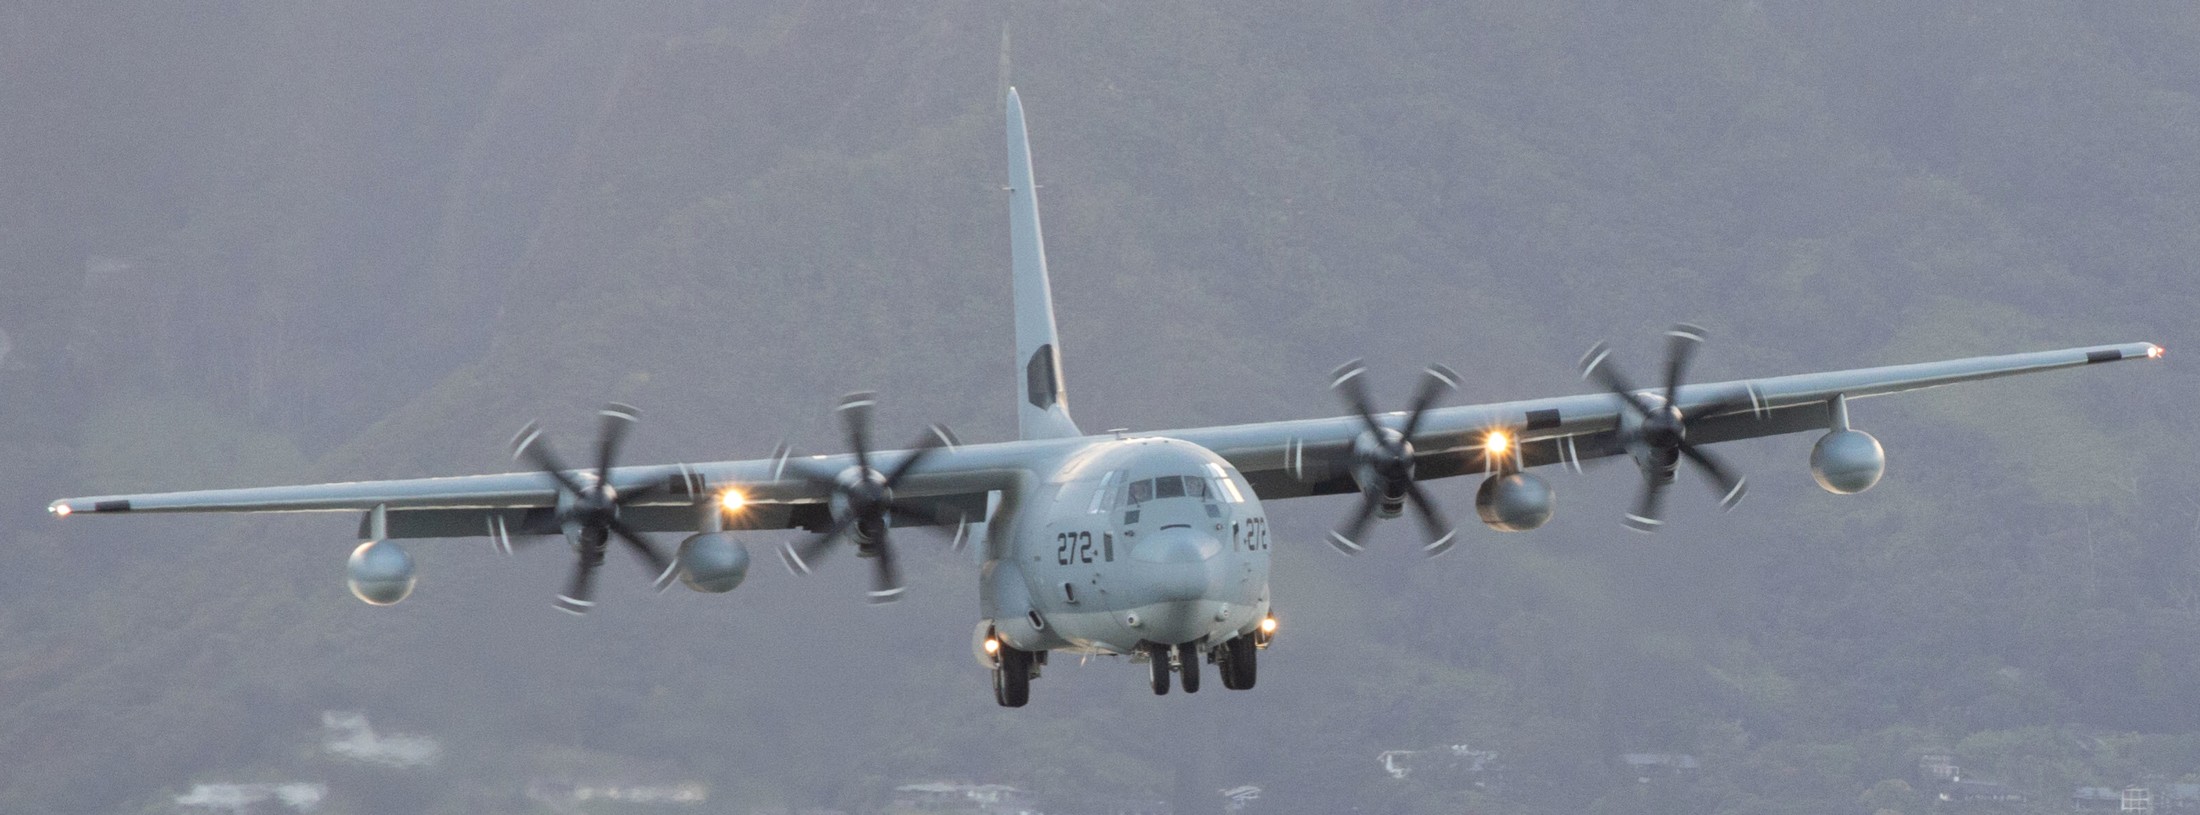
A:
[49,89,2164,707]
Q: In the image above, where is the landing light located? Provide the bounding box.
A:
[2149,345,2165,359]
[50,503,70,517]
[1259,617,1278,635]
[1485,430,1511,456]
[719,488,747,513]
[983,637,1001,655]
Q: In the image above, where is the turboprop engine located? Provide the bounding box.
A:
[347,540,416,605]
[1810,429,1885,494]
[676,531,750,593]
[1476,472,1554,531]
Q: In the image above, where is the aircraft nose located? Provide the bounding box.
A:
[1130,525,1222,564]
[1131,526,1224,602]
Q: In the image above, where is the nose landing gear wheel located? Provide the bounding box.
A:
[993,646,1032,708]
[1148,643,1171,695]
[1177,642,1201,693]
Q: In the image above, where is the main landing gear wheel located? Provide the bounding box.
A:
[1148,643,1172,696]
[1217,634,1258,690]
[993,645,1032,708]
[1177,642,1201,694]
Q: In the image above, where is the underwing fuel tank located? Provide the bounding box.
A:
[675,532,750,593]
[1810,429,1885,494]
[1476,472,1554,531]
[347,540,416,605]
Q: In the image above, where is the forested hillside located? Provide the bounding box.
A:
[1,2,2193,813]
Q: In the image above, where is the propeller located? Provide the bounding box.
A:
[777,393,964,603]
[1578,323,1748,533]
[1325,360,1462,557]
[508,403,677,614]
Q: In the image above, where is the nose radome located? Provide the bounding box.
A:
[1131,526,1222,564]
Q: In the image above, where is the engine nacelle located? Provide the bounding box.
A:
[1476,472,1554,531]
[347,540,416,606]
[676,531,750,593]
[1811,429,1885,494]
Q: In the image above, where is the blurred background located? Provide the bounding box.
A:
[0,2,2192,813]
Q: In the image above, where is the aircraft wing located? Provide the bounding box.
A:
[48,341,2162,536]
[46,440,1047,539]
[1166,341,2165,500]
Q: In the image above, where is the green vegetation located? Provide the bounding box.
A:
[0,2,2192,813]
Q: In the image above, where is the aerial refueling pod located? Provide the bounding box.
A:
[1810,429,1885,494]
[1476,472,1555,531]
[675,531,750,593]
[347,540,416,605]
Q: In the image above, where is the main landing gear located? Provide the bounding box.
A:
[993,643,1038,708]
[1215,632,1258,690]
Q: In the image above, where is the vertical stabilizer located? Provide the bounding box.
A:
[1007,88,1082,440]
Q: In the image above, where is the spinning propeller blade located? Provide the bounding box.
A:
[1579,324,1750,532]
[779,393,963,602]
[509,403,675,613]
[1323,361,1460,555]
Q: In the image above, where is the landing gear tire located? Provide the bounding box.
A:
[1148,643,1171,696]
[1218,634,1258,690]
[1178,642,1202,694]
[993,646,1032,708]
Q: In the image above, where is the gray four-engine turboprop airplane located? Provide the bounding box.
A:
[49,89,2164,707]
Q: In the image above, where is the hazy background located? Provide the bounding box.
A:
[1,2,2193,813]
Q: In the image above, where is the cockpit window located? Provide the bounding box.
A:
[1155,476,1186,500]
[1206,463,1247,503]
[1088,469,1126,514]
[1125,475,1212,505]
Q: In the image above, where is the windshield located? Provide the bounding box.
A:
[1125,475,1212,505]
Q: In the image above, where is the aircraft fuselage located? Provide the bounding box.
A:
[983,437,1271,657]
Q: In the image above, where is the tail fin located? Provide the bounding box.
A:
[1006,88,1082,440]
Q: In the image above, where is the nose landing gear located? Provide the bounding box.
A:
[1178,642,1202,694]
[1148,642,1173,695]
[1145,641,1214,695]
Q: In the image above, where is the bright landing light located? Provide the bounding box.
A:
[983,638,1001,655]
[1485,430,1512,456]
[1259,617,1278,635]
[49,503,70,517]
[2149,345,2165,359]
[719,488,747,513]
